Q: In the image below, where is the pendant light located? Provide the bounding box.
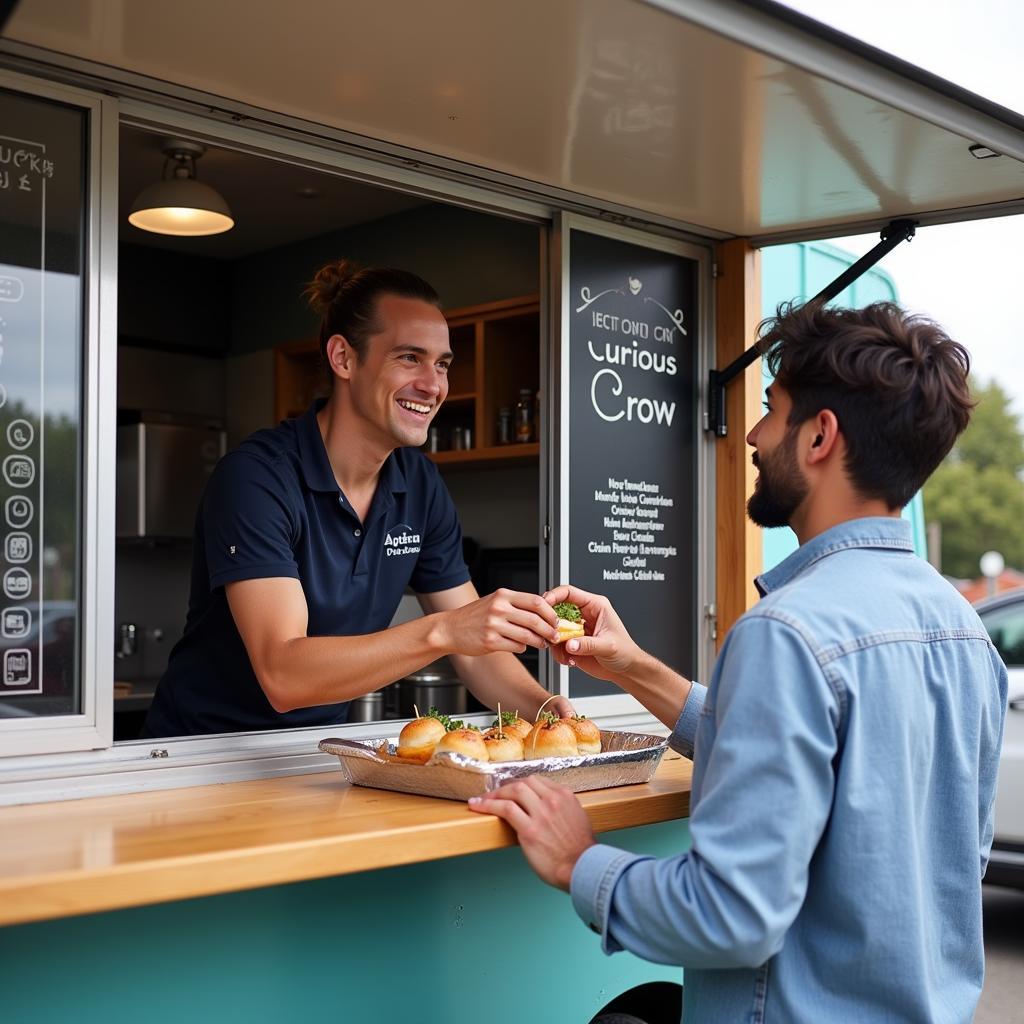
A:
[128,139,234,237]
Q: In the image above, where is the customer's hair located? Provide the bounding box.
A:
[758,301,974,508]
[304,259,441,369]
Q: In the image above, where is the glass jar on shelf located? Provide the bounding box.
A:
[497,406,513,445]
[515,388,534,443]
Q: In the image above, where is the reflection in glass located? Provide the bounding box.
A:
[0,88,84,720]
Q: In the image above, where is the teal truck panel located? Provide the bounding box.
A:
[0,819,689,1024]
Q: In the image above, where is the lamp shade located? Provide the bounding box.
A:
[128,177,234,236]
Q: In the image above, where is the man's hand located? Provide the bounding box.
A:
[548,695,575,718]
[468,775,596,890]
[434,588,560,656]
[546,584,643,684]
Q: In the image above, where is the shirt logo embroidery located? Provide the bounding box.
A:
[230,545,236,555]
[384,523,421,558]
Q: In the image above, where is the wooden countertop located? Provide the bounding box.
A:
[0,752,691,927]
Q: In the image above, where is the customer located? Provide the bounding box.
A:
[144,260,567,737]
[471,301,1007,1023]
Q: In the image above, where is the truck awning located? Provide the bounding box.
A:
[4,0,1022,241]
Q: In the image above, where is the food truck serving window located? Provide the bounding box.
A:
[0,83,90,746]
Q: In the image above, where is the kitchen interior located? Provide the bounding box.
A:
[113,126,545,740]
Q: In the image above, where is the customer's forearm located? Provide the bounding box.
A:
[613,650,692,729]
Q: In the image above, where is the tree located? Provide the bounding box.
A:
[923,379,1024,578]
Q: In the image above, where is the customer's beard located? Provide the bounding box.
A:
[746,430,808,528]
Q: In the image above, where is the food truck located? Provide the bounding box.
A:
[1,1,1021,1020]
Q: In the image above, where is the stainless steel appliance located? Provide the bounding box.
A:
[399,660,467,718]
[347,690,385,723]
[116,411,226,538]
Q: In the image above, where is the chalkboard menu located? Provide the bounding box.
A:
[0,87,85,718]
[566,229,698,698]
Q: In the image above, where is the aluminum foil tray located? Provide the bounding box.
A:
[318,730,667,801]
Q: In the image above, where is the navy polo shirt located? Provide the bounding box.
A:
[143,401,470,738]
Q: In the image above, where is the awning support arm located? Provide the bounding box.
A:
[705,218,917,437]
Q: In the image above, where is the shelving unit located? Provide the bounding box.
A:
[273,295,541,470]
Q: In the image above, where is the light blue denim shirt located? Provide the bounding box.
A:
[572,518,1007,1024]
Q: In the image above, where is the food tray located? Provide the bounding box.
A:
[318,729,667,801]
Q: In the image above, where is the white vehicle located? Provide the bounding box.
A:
[974,588,1024,889]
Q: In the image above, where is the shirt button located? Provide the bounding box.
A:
[354,529,361,537]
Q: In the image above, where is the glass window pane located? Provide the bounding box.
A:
[0,88,84,719]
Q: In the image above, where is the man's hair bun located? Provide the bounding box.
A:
[305,258,361,317]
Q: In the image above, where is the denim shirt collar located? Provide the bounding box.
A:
[755,516,914,597]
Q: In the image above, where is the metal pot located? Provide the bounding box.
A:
[399,660,466,718]
[347,690,385,723]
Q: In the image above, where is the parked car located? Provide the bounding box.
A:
[973,588,1024,889]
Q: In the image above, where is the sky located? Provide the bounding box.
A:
[781,1,1024,419]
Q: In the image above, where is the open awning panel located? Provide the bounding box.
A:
[5,0,1022,240]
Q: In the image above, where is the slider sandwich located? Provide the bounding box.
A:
[563,714,602,755]
[524,712,580,759]
[482,726,525,762]
[552,601,586,644]
[490,708,532,742]
[396,710,447,763]
[435,727,489,761]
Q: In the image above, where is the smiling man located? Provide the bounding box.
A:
[471,301,1007,1023]
[144,260,567,738]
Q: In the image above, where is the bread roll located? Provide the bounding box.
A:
[523,718,579,759]
[435,728,489,761]
[481,728,525,762]
[563,715,601,755]
[554,618,585,643]
[492,713,532,741]
[396,716,446,763]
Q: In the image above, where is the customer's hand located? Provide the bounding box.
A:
[437,588,559,656]
[468,775,595,891]
[545,584,643,684]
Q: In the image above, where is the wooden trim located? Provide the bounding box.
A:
[714,239,763,648]
[0,755,691,926]
[443,294,539,324]
[429,443,539,469]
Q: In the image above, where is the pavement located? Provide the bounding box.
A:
[976,884,1024,1024]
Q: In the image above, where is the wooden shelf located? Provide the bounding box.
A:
[428,442,539,470]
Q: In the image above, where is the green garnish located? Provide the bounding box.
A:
[426,707,467,732]
[539,710,560,726]
[491,709,519,728]
[553,601,583,623]
[426,707,450,726]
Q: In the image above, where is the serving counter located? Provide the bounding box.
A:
[0,751,691,926]
[0,752,692,1024]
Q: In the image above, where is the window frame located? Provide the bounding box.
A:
[0,68,118,757]
[548,212,716,718]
